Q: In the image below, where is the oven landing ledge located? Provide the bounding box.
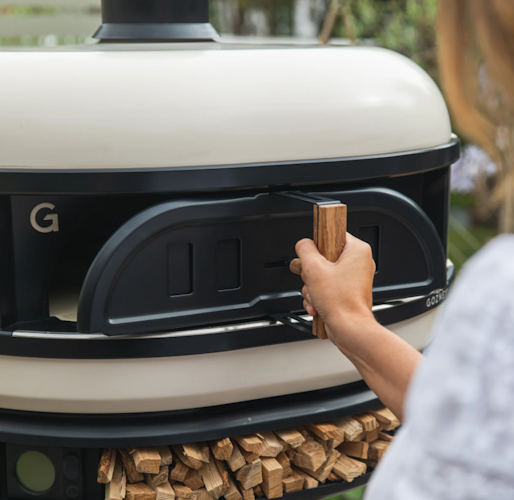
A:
[0,381,381,448]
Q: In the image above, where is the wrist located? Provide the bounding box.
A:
[326,309,379,352]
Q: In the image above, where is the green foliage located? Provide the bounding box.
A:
[450,192,476,209]
[335,0,439,81]
[214,0,441,82]
[328,487,366,500]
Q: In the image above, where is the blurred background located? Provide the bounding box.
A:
[0,1,501,496]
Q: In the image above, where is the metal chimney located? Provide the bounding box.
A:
[93,0,219,42]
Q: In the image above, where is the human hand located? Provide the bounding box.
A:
[295,233,377,347]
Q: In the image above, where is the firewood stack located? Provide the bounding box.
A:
[98,408,399,500]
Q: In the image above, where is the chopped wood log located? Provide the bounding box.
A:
[282,473,304,493]
[337,441,369,460]
[364,428,379,443]
[275,453,292,478]
[357,458,378,469]
[170,460,190,482]
[332,454,367,483]
[119,448,145,484]
[146,466,170,487]
[126,483,157,500]
[260,458,283,499]
[158,447,174,466]
[306,423,343,442]
[257,432,283,458]
[253,486,264,498]
[327,472,342,482]
[234,435,264,454]
[290,467,318,490]
[274,437,290,454]
[213,457,230,492]
[297,429,311,441]
[273,429,305,449]
[224,474,243,500]
[105,459,126,500]
[172,446,203,470]
[332,417,364,443]
[185,443,210,464]
[378,432,394,443]
[353,414,379,433]
[98,448,117,484]
[173,484,193,499]
[290,440,326,472]
[300,448,339,483]
[369,408,400,431]
[134,448,162,474]
[198,451,226,499]
[239,446,260,465]
[241,488,255,500]
[368,440,390,461]
[173,444,209,470]
[210,439,234,462]
[226,444,246,472]
[192,489,214,500]
[304,431,332,454]
[185,468,205,490]
[355,431,367,442]
[145,480,176,500]
[236,459,263,490]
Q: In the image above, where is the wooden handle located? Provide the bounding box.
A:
[291,203,347,339]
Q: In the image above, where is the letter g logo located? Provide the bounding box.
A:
[30,203,59,233]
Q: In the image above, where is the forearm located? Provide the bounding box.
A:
[330,315,423,421]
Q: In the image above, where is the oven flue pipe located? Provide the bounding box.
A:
[93,0,220,42]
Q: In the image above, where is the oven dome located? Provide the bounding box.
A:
[0,42,451,169]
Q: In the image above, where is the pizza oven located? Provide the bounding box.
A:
[0,0,458,497]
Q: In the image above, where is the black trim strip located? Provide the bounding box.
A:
[0,139,459,194]
[1,263,454,360]
[0,381,381,447]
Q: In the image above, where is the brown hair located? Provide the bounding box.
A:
[438,0,514,230]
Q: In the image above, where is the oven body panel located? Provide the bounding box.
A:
[0,310,435,415]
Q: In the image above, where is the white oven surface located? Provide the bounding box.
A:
[0,310,437,414]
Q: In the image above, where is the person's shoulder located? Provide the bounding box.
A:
[470,234,514,259]
[460,234,514,281]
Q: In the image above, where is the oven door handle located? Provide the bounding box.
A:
[272,260,455,334]
[277,191,347,339]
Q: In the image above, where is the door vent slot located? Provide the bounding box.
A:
[217,239,241,291]
[168,243,193,296]
[264,261,287,269]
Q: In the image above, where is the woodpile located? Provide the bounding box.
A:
[98,408,399,500]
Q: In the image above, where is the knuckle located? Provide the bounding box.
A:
[358,241,373,258]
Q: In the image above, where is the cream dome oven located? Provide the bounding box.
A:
[0,0,458,497]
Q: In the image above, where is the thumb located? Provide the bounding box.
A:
[295,239,326,279]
